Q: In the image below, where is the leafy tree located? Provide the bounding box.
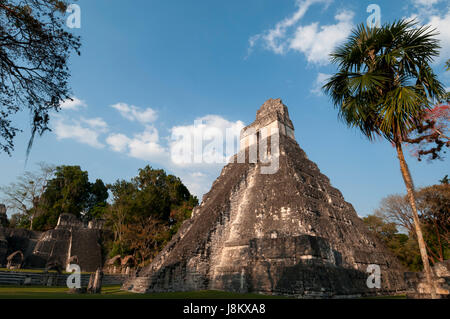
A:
[418,184,450,262]
[375,183,450,265]
[84,179,108,221]
[129,165,198,222]
[105,180,137,254]
[363,214,423,271]
[33,165,108,230]
[122,216,169,267]
[9,212,31,229]
[363,214,398,240]
[0,162,55,229]
[0,0,81,155]
[324,20,445,298]
[105,166,198,262]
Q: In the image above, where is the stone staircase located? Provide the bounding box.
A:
[122,276,152,293]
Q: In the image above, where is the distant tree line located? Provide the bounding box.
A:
[363,178,449,271]
[0,164,198,267]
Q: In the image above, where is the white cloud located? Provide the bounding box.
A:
[407,1,450,65]
[111,103,157,124]
[289,10,354,65]
[170,115,245,166]
[311,72,331,95]
[106,126,168,162]
[54,107,247,201]
[53,117,105,149]
[256,0,331,55]
[105,133,130,152]
[60,97,87,110]
[128,127,167,161]
[81,117,109,132]
[427,11,450,64]
[105,114,245,200]
[248,0,353,65]
[413,0,441,7]
[191,172,206,178]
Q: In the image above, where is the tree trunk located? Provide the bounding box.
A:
[395,142,437,299]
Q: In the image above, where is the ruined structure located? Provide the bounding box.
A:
[0,213,103,272]
[105,255,136,275]
[123,99,407,298]
[6,251,24,269]
[405,260,450,299]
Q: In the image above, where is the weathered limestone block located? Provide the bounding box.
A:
[406,260,450,299]
[87,268,103,294]
[123,99,407,297]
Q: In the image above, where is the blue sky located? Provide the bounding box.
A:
[1,0,449,217]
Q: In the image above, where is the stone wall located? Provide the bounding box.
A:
[69,229,102,272]
[0,270,128,287]
[405,260,450,299]
[0,214,103,272]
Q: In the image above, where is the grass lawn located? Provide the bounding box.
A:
[0,286,407,299]
[0,268,91,275]
[0,285,292,299]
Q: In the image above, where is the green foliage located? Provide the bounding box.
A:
[367,182,450,270]
[85,179,109,220]
[323,20,445,143]
[363,214,423,271]
[105,165,198,265]
[417,184,450,262]
[9,213,31,229]
[34,166,108,231]
[0,0,81,155]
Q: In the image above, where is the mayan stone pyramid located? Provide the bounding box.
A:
[123,98,407,297]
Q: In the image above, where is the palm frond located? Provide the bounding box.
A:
[323,18,445,143]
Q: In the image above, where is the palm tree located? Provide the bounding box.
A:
[323,20,446,299]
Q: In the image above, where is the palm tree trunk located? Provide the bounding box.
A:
[395,142,438,299]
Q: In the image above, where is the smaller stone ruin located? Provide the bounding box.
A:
[405,260,450,299]
[88,219,106,230]
[55,213,83,229]
[7,251,24,270]
[0,213,104,272]
[87,268,104,294]
[105,255,136,275]
[45,259,64,274]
